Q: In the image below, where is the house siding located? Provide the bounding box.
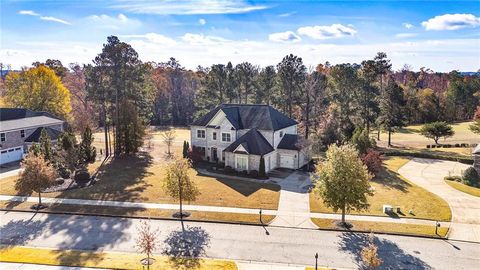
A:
[0,123,63,151]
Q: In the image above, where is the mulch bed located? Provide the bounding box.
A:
[43,177,95,193]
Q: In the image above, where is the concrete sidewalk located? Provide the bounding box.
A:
[0,195,442,227]
[0,262,102,270]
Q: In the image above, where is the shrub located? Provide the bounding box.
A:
[249,170,259,178]
[361,149,383,176]
[187,147,203,165]
[351,127,376,154]
[74,170,90,183]
[444,175,462,182]
[241,170,248,176]
[462,167,479,187]
[419,121,454,145]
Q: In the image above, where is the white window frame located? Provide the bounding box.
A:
[0,133,5,142]
[221,132,231,142]
[197,129,206,139]
[212,132,217,140]
[235,155,248,171]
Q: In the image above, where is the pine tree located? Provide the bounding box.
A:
[39,128,54,162]
[259,156,266,178]
[79,127,97,164]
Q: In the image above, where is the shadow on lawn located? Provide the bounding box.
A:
[372,165,411,193]
[56,151,154,202]
[197,171,280,197]
[338,232,431,269]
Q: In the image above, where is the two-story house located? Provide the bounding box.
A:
[190,104,309,173]
[0,108,64,165]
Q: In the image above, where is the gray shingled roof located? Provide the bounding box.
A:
[223,129,274,156]
[24,127,62,143]
[0,108,63,132]
[191,104,297,131]
[277,134,302,150]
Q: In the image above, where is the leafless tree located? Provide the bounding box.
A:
[161,129,176,157]
[135,219,160,270]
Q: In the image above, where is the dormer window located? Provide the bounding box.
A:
[197,129,205,139]
[280,131,284,138]
[213,132,217,140]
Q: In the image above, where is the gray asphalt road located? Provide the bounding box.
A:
[1,211,479,269]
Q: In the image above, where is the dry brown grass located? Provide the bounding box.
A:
[312,218,448,238]
[310,156,452,221]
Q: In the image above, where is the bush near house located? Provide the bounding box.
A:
[462,167,479,187]
[361,149,382,176]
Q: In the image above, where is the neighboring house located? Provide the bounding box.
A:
[190,104,309,173]
[474,144,480,173]
[0,108,64,165]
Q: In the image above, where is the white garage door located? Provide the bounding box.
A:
[279,154,295,169]
[0,147,24,165]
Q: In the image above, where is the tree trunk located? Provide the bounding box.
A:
[377,128,380,140]
[434,137,439,145]
[38,191,42,206]
[341,205,346,224]
[388,130,392,147]
[103,104,109,157]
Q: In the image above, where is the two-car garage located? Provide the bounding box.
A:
[279,153,296,169]
[0,146,24,165]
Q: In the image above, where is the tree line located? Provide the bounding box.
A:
[1,35,479,154]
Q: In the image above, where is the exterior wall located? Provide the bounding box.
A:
[0,123,63,151]
[277,148,302,169]
[474,154,480,173]
[190,117,236,162]
[224,152,261,172]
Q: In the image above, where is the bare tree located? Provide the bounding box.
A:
[135,219,160,270]
[15,153,57,209]
[161,129,176,157]
[361,233,383,270]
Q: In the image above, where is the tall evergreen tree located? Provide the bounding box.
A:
[377,78,406,146]
[277,54,307,117]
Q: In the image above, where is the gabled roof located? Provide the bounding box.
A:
[191,104,297,131]
[277,134,302,150]
[224,129,274,156]
[0,108,63,132]
[24,127,62,143]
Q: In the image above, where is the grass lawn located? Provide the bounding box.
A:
[375,121,477,148]
[445,180,480,197]
[311,218,448,238]
[0,246,237,270]
[0,128,281,212]
[310,157,452,221]
[0,201,275,225]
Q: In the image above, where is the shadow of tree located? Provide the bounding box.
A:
[372,165,411,193]
[196,170,280,197]
[0,214,43,249]
[163,225,211,270]
[338,232,431,269]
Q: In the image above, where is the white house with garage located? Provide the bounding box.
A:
[190,104,309,173]
[0,108,64,165]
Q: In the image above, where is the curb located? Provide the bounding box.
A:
[0,208,456,241]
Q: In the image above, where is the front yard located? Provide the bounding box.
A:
[310,156,452,221]
[0,128,281,212]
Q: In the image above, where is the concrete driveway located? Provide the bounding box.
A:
[398,158,480,242]
[270,172,316,228]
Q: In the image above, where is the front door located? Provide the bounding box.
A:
[211,147,218,162]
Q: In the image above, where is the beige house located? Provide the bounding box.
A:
[190,104,309,172]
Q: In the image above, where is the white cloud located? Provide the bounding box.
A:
[403,23,414,29]
[395,33,418,38]
[181,33,229,45]
[297,24,356,39]
[86,14,141,29]
[122,33,176,46]
[199,18,207,25]
[111,0,267,15]
[422,13,480,30]
[18,10,40,16]
[279,12,296,17]
[18,10,70,25]
[40,16,71,25]
[268,31,301,43]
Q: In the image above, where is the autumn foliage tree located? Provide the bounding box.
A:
[163,157,200,218]
[4,65,71,119]
[361,233,383,270]
[135,220,160,269]
[314,144,373,226]
[15,153,57,209]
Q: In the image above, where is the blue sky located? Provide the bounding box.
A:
[1,0,479,71]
